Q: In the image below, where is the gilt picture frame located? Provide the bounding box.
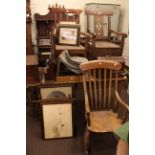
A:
[57,24,80,46]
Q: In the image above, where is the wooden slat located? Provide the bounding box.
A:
[85,10,113,16]
[108,70,112,110]
[95,15,103,39]
[114,71,119,110]
[98,68,102,110]
[80,60,122,71]
[102,15,104,37]
[104,69,107,110]
[87,14,90,32]
[115,71,118,91]
[108,16,111,39]
[83,72,90,113]
[93,69,97,110]
[88,70,93,110]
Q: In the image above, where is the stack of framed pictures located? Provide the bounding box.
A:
[40,85,73,139]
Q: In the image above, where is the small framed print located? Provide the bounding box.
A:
[57,24,80,46]
[40,86,72,100]
[41,99,73,139]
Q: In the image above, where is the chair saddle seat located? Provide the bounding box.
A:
[89,41,120,48]
[56,45,85,50]
[88,110,122,132]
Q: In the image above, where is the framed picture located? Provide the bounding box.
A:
[41,99,73,139]
[40,86,72,100]
[57,24,80,46]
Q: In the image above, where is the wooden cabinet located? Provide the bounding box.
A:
[35,11,55,67]
[26,0,40,84]
[34,4,82,60]
[35,19,55,54]
[34,4,83,81]
[26,55,39,84]
[26,0,33,55]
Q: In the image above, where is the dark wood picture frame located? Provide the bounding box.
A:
[40,99,73,139]
[40,85,72,100]
[57,24,80,46]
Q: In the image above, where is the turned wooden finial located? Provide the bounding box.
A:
[63,5,65,9]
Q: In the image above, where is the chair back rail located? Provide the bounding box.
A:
[85,10,113,40]
[80,60,122,112]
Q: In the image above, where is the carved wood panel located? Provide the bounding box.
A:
[95,15,103,39]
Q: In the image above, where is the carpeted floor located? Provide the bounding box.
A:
[26,81,128,155]
[26,116,117,155]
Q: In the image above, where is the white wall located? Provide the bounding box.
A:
[120,0,129,66]
[31,0,129,65]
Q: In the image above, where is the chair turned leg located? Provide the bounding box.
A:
[84,127,90,154]
[56,59,61,76]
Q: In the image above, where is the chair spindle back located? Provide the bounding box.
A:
[80,60,122,112]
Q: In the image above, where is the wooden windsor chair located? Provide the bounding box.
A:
[80,60,129,154]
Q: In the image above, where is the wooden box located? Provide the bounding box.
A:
[26,55,39,84]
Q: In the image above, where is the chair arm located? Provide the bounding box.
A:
[80,32,88,37]
[80,32,89,43]
[110,30,127,38]
[80,32,89,55]
[85,96,90,113]
[87,29,96,40]
[88,29,96,36]
[87,29,96,46]
[115,90,129,111]
[85,112,90,126]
